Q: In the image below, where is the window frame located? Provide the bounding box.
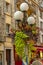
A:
[40,21,43,30]
[6,2,11,14]
[6,24,10,34]
[42,35,43,43]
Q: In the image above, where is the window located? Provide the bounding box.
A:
[42,35,43,43]
[40,22,43,30]
[0,7,1,15]
[6,24,10,34]
[40,11,43,19]
[6,2,11,13]
[0,54,2,65]
[6,2,9,12]
[40,12,42,18]
[6,49,11,65]
[0,52,4,65]
[0,0,2,7]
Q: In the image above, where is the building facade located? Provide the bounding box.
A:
[0,0,15,65]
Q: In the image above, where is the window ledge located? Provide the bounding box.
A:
[6,32,15,39]
[4,12,12,17]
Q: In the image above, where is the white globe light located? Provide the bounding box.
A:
[14,11,23,21]
[27,16,35,24]
[20,2,29,11]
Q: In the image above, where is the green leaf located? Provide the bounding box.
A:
[14,31,28,58]
[15,31,28,39]
[14,31,36,61]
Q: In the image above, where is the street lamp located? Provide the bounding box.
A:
[14,2,35,28]
[14,11,23,21]
[27,16,35,25]
[20,2,29,11]
[14,2,36,65]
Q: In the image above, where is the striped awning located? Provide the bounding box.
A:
[34,45,43,51]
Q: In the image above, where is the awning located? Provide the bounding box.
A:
[36,47,43,51]
[34,45,43,51]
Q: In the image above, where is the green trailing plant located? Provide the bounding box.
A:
[14,31,36,61]
[14,31,28,60]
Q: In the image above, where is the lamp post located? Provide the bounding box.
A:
[14,2,35,30]
[14,2,36,65]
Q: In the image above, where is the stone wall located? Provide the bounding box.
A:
[0,0,6,42]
